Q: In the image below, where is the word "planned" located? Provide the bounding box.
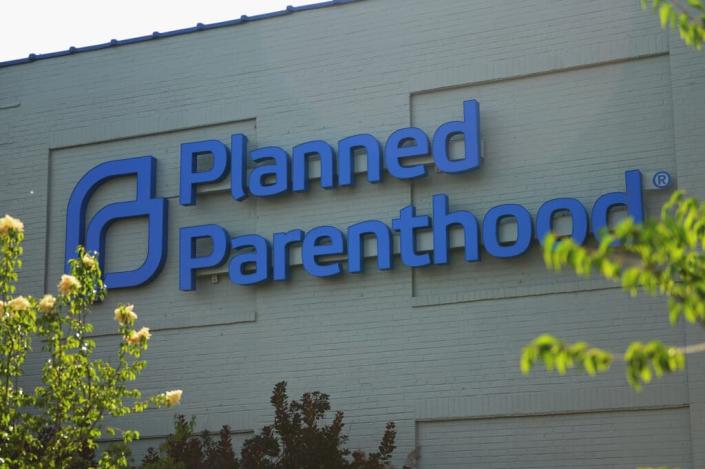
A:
[179,100,481,204]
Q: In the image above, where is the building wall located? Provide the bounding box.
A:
[1,0,704,466]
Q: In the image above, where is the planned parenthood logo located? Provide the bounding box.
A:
[64,156,167,289]
[63,100,673,292]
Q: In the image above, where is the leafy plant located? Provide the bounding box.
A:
[521,191,704,389]
[641,0,705,49]
[141,414,238,469]
[0,215,181,468]
[142,381,403,469]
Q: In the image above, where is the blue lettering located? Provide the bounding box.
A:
[384,128,430,180]
[432,100,481,174]
[179,224,230,291]
[66,93,659,294]
[302,226,345,277]
[536,198,589,245]
[347,220,392,273]
[231,134,248,201]
[392,205,431,267]
[591,169,644,242]
[292,140,336,192]
[272,229,304,281]
[337,134,383,186]
[249,146,290,197]
[432,193,479,264]
[229,234,270,285]
[482,204,533,258]
[180,140,230,206]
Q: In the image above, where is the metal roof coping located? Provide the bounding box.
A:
[0,0,365,69]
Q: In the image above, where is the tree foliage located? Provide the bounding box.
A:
[642,0,705,49]
[141,381,404,469]
[140,415,238,469]
[521,191,704,389]
[0,215,180,468]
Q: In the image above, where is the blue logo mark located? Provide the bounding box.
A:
[652,170,672,189]
[65,156,168,289]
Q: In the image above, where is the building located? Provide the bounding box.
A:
[2,0,705,467]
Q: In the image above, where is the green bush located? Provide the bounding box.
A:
[0,215,180,468]
[141,381,407,469]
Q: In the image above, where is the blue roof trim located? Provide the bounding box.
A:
[0,0,364,69]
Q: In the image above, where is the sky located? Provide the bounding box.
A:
[1,0,314,62]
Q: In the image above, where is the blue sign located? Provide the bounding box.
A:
[65,100,649,291]
[177,170,643,290]
[65,156,167,289]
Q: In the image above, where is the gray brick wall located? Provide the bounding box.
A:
[1,0,703,466]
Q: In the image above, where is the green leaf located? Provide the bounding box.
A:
[520,352,531,375]
[669,301,682,325]
[659,3,673,27]
[621,267,641,289]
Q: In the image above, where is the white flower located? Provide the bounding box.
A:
[113,304,138,324]
[38,294,56,314]
[0,215,24,234]
[163,389,183,407]
[7,296,30,312]
[58,274,81,295]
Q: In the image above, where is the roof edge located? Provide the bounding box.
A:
[0,0,365,69]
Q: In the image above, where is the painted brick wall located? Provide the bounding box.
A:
[1,0,703,466]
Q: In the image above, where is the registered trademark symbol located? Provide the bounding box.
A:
[652,170,672,189]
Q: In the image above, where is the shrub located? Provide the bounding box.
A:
[142,381,401,469]
[0,215,180,468]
